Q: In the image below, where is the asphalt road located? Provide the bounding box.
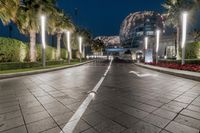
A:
[0,59,200,133]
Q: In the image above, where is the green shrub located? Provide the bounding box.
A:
[0,62,41,70]
[179,42,200,59]
[0,37,27,62]
[61,49,68,59]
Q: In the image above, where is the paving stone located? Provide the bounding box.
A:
[122,121,161,133]
[0,106,19,115]
[27,117,57,133]
[0,126,27,133]
[0,116,24,132]
[0,110,21,122]
[175,96,194,104]
[165,121,199,133]
[161,104,183,113]
[21,105,45,115]
[53,112,73,126]
[112,113,139,128]
[81,128,98,133]
[117,105,149,119]
[41,127,61,133]
[152,108,177,120]
[187,105,200,113]
[83,112,107,126]
[143,114,170,128]
[175,114,200,130]
[180,109,200,120]
[24,111,50,124]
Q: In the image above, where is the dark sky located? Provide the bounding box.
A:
[57,0,164,37]
[0,0,165,41]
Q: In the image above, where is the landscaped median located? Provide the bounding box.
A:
[135,63,200,82]
[0,60,93,79]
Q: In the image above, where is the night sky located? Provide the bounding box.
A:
[0,0,164,41]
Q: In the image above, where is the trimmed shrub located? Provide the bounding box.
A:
[179,42,200,59]
[0,37,27,62]
[61,49,68,60]
[0,62,41,70]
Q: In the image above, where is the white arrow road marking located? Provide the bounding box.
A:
[129,71,157,77]
[61,59,113,133]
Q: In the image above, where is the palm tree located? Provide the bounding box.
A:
[162,0,196,60]
[15,0,57,62]
[0,0,19,25]
[73,27,93,58]
[49,10,75,60]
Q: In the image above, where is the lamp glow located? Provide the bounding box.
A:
[79,37,82,54]
[181,12,188,65]
[67,31,71,54]
[181,12,187,49]
[145,37,148,50]
[156,30,160,53]
[41,16,46,49]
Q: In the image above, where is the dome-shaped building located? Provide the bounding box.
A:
[120,11,164,48]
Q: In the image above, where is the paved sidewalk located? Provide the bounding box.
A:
[135,63,200,82]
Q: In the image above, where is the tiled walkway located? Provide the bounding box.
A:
[0,60,200,133]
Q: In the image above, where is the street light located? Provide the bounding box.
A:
[79,36,82,62]
[144,37,148,63]
[181,12,188,65]
[145,37,148,50]
[41,15,46,67]
[66,31,71,64]
[156,30,160,64]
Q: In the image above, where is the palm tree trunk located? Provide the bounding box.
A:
[30,31,36,62]
[176,26,181,60]
[56,33,61,60]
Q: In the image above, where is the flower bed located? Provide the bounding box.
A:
[146,62,200,72]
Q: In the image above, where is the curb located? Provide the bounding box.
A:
[0,60,94,80]
[135,63,200,82]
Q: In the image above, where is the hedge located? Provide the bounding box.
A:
[179,42,200,59]
[0,37,27,62]
[0,60,68,71]
[0,37,70,62]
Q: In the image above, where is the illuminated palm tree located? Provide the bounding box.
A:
[49,10,75,60]
[0,0,19,25]
[162,0,196,60]
[15,0,57,62]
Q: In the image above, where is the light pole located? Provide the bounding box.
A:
[66,31,71,64]
[144,37,148,62]
[181,12,188,65]
[79,37,82,62]
[156,30,160,64]
[41,16,46,67]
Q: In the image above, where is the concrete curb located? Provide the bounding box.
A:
[0,60,94,80]
[135,63,200,82]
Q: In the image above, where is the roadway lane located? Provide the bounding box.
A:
[1,59,200,133]
[80,59,200,133]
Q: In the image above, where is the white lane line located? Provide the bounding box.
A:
[129,71,157,77]
[61,59,113,133]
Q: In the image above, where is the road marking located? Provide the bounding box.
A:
[129,71,157,77]
[61,59,113,133]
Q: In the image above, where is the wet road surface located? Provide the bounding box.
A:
[0,59,200,133]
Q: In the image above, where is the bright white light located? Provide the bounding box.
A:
[156,30,160,53]
[181,12,187,49]
[145,37,148,50]
[66,31,71,53]
[41,16,46,49]
[79,37,82,53]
